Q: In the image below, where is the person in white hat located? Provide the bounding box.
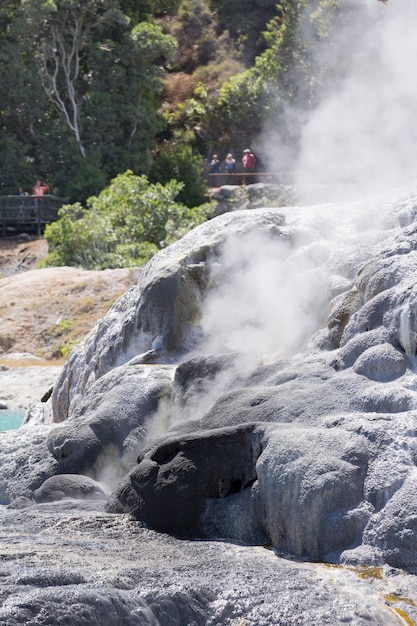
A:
[242,149,256,171]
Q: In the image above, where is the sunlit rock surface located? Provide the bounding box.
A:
[51,208,288,421]
[0,500,412,626]
[104,186,417,570]
[4,185,417,622]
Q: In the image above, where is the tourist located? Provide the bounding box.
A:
[241,149,256,172]
[224,153,236,174]
[209,155,220,174]
[32,180,49,196]
[242,148,256,184]
[32,180,49,216]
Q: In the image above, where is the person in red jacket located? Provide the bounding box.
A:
[242,149,256,171]
[242,148,256,184]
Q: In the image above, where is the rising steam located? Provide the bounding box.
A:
[163,0,417,427]
[261,0,417,200]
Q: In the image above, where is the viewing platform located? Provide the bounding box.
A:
[0,195,66,237]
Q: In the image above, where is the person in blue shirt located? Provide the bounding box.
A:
[209,154,220,173]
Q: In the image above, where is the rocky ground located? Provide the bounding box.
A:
[0,236,139,409]
[0,498,410,626]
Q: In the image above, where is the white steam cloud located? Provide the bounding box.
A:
[200,227,329,363]
[261,0,417,200]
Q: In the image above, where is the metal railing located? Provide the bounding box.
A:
[0,195,66,236]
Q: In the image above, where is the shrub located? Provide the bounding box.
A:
[148,144,207,207]
[43,170,214,269]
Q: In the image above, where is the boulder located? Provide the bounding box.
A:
[101,192,417,568]
[34,474,108,503]
[0,424,58,504]
[107,422,369,561]
[106,423,262,540]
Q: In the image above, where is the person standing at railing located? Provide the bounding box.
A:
[209,154,220,174]
[224,153,236,174]
[32,180,49,197]
[32,180,49,224]
[242,149,256,171]
[18,186,28,216]
[242,148,257,184]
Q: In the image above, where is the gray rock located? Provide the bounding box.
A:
[7,495,34,509]
[0,500,408,626]
[211,183,295,215]
[52,209,288,421]
[48,363,174,484]
[108,420,369,561]
[34,474,108,503]
[106,422,262,539]
[100,192,417,571]
[363,469,417,572]
[0,424,58,504]
[352,343,407,381]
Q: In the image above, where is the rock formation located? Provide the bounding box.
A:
[3,184,417,623]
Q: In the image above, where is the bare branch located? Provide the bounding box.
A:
[31,3,90,158]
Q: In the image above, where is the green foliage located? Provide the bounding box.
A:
[213,0,301,139]
[148,144,207,207]
[164,199,214,244]
[55,339,80,359]
[188,0,348,159]
[56,318,74,332]
[94,171,185,247]
[0,135,34,195]
[119,0,180,20]
[6,0,177,202]
[164,0,228,73]
[43,171,214,269]
[0,0,359,204]
[216,69,266,141]
[209,0,278,64]
[42,203,115,268]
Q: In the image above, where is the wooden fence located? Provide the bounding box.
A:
[0,195,66,237]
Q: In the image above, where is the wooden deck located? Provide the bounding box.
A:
[0,195,66,237]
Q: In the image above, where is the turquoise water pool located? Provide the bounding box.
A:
[0,410,26,431]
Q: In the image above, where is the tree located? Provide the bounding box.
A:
[20,0,128,158]
[123,21,177,154]
[16,0,177,200]
[174,0,362,166]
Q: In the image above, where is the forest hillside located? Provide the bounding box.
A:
[0,0,379,204]
[0,1,391,272]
